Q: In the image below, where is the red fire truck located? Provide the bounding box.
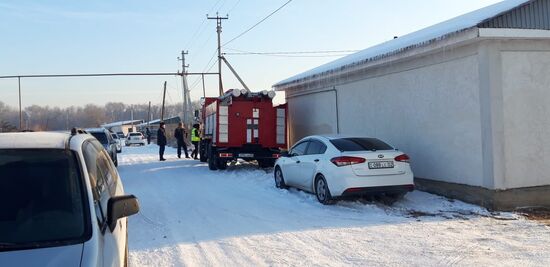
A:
[199,88,287,170]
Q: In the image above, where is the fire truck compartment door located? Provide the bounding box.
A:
[246,119,259,143]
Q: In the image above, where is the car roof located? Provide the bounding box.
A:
[0,132,93,150]
[299,134,371,141]
[85,127,107,133]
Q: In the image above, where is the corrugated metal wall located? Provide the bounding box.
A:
[478,0,550,29]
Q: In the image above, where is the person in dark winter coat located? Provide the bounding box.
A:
[157,122,167,161]
[174,122,189,159]
[146,127,151,144]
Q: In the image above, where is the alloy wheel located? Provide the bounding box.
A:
[316,179,327,201]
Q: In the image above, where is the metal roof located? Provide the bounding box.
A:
[101,120,143,128]
[273,0,538,90]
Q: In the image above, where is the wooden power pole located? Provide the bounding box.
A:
[161,81,167,121]
[207,13,228,96]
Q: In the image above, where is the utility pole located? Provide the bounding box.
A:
[178,50,190,127]
[207,12,228,96]
[18,77,22,130]
[161,81,167,121]
[147,101,151,126]
[201,74,206,98]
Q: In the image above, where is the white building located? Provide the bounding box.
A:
[273,0,550,210]
[101,120,143,137]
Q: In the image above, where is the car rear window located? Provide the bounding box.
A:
[0,149,89,251]
[330,138,393,151]
[90,132,108,144]
[129,133,141,137]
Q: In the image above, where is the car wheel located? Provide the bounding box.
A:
[274,167,288,189]
[315,175,334,205]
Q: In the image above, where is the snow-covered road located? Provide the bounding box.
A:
[118,145,550,266]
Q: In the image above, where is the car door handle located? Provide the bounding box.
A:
[295,160,301,164]
[314,159,319,162]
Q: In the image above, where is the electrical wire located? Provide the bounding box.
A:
[227,0,241,14]
[222,0,293,46]
[224,48,361,55]
[183,0,226,60]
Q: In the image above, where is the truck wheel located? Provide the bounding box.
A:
[199,142,208,162]
[258,159,275,168]
[208,145,218,170]
[217,159,227,170]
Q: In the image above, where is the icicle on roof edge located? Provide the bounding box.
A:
[273,0,530,89]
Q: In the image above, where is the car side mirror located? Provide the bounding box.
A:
[281,151,290,157]
[107,195,140,232]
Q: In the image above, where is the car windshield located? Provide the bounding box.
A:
[330,137,394,151]
[90,132,108,144]
[0,149,88,251]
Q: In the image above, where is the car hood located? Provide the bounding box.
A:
[0,243,83,267]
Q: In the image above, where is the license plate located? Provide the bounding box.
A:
[368,161,394,169]
[238,153,254,158]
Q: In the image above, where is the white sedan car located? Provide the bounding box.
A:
[274,135,414,205]
[125,132,147,146]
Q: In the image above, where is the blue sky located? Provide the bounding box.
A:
[0,0,502,108]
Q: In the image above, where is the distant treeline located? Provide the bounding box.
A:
[0,101,200,132]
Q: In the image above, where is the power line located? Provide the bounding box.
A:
[227,0,242,14]
[222,0,293,47]
[225,53,355,58]
[224,48,361,55]
[222,48,359,58]
[183,0,226,55]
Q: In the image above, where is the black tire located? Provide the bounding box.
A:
[208,145,218,170]
[258,159,275,168]
[199,140,208,162]
[315,175,334,205]
[274,167,288,189]
[217,159,227,170]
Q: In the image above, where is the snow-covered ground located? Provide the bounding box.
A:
[118,145,550,267]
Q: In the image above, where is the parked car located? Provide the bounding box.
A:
[110,132,123,153]
[274,135,414,205]
[125,132,146,146]
[0,130,139,266]
[86,128,119,167]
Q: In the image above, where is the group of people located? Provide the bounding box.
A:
[156,122,200,161]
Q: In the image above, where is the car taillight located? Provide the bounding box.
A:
[219,153,233,158]
[330,156,366,167]
[395,154,410,163]
[272,154,281,158]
